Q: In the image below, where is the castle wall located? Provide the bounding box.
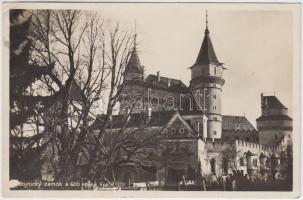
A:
[222,130,258,143]
[157,138,204,186]
[203,140,236,177]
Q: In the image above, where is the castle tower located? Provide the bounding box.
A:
[190,11,225,139]
[119,32,145,114]
[124,32,144,81]
[256,94,292,146]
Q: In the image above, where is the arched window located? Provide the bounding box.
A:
[210,158,216,174]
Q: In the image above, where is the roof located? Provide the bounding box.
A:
[262,96,287,109]
[145,74,188,93]
[125,46,143,74]
[91,110,177,129]
[194,27,221,65]
[69,80,83,102]
[180,92,204,115]
[222,115,256,132]
[256,115,292,121]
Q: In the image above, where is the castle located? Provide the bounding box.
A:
[90,14,293,188]
[37,13,293,190]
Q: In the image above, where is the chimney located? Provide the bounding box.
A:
[157,71,160,82]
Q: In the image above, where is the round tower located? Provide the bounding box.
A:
[256,94,292,146]
[119,32,145,115]
[190,11,225,139]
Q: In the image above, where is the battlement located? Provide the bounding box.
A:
[203,138,235,146]
[236,139,288,153]
[235,139,272,151]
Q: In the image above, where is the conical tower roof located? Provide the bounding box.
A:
[125,46,143,74]
[195,12,221,65]
[125,33,143,74]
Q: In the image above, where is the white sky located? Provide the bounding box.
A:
[95,4,294,127]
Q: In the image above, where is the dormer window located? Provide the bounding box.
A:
[179,128,184,134]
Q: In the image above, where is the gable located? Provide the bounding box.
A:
[162,113,195,138]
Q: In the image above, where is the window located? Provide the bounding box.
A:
[210,158,216,174]
[240,157,244,166]
[214,68,217,74]
[179,128,184,134]
[171,128,176,134]
[213,131,217,136]
[223,158,228,174]
[213,117,217,121]
[253,158,258,167]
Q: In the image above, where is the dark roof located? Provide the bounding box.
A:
[222,115,256,132]
[194,27,221,65]
[92,110,177,129]
[180,92,204,115]
[262,96,287,109]
[145,74,188,93]
[256,115,292,121]
[125,46,143,74]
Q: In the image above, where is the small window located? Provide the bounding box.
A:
[253,159,258,167]
[240,157,244,166]
[214,68,217,74]
[213,117,217,121]
[171,128,176,134]
[213,131,217,135]
[179,128,184,134]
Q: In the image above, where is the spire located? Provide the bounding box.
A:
[125,21,143,75]
[195,11,220,65]
[205,10,209,34]
[134,20,137,50]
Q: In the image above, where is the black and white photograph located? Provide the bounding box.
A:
[2,2,301,198]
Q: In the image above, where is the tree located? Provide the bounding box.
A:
[9,9,66,181]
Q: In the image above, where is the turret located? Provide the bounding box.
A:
[257,94,292,146]
[124,33,144,81]
[190,11,225,139]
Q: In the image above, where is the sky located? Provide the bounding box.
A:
[96,4,294,127]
